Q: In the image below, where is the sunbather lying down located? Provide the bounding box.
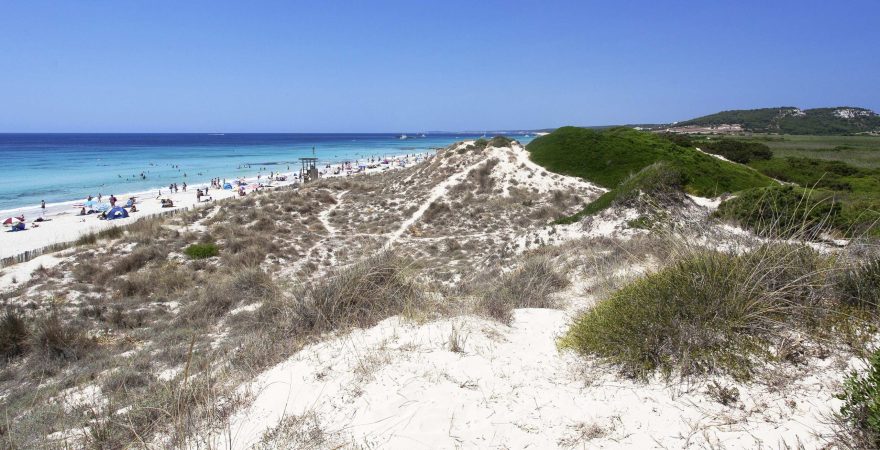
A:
[7,222,26,232]
[160,199,175,208]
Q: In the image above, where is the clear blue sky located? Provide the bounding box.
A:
[2,0,878,132]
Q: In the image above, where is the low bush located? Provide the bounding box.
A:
[714,185,840,239]
[657,132,695,148]
[184,243,220,259]
[184,267,278,319]
[298,252,421,330]
[0,310,29,361]
[469,158,499,194]
[479,256,569,324]
[560,245,830,379]
[555,161,685,224]
[748,157,880,194]
[489,135,513,148]
[117,264,192,299]
[112,243,167,273]
[700,139,773,164]
[257,252,421,338]
[838,258,880,309]
[837,349,880,448]
[30,315,95,363]
[422,201,451,223]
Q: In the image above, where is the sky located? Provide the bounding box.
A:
[1,0,878,132]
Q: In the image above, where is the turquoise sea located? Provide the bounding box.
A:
[0,133,534,213]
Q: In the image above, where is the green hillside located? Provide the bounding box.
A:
[526,126,772,198]
[679,107,880,135]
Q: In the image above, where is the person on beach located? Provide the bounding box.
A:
[109,195,117,207]
[182,182,187,192]
[196,189,202,203]
[40,200,45,217]
[98,193,103,202]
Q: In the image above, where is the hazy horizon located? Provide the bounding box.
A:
[2,0,878,133]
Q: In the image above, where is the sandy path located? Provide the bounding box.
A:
[317,191,348,236]
[384,157,491,249]
[203,303,840,449]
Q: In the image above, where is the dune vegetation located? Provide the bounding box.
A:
[681,135,880,238]
[1,136,878,448]
[528,127,772,221]
[527,127,772,196]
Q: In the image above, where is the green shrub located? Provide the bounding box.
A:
[473,138,489,150]
[489,135,513,148]
[554,161,685,223]
[700,139,773,164]
[837,349,880,448]
[0,310,29,360]
[184,243,219,259]
[714,185,840,239]
[748,157,879,193]
[657,132,695,148]
[560,245,828,379]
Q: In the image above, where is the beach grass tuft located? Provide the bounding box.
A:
[560,243,835,379]
[0,309,29,361]
[478,255,569,325]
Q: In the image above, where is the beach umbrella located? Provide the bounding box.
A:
[3,216,23,227]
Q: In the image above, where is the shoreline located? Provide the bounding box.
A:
[0,150,435,263]
[0,149,440,218]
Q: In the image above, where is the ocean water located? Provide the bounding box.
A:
[0,133,534,212]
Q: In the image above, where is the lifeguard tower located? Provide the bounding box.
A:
[299,157,319,183]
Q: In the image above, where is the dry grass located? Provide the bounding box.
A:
[473,255,570,325]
